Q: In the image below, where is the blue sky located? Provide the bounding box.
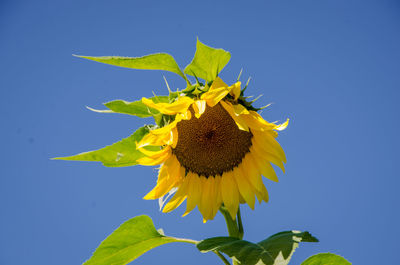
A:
[1,0,399,264]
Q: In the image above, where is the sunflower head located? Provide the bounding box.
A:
[136,74,288,222]
[56,39,288,222]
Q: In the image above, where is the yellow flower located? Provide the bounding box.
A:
[137,77,288,222]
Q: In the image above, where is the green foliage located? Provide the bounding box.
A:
[83,215,197,265]
[74,53,186,80]
[105,100,159,117]
[197,231,318,265]
[61,40,349,265]
[301,253,351,265]
[88,96,173,118]
[184,39,231,82]
[53,126,157,167]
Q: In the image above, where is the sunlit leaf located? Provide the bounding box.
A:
[74,53,186,79]
[53,126,157,167]
[184,39,231,82]
[105,100,158,117]
[197,231,318,265]
[301,253,351,265]
[88,96,173,118]
[83,215,197,265]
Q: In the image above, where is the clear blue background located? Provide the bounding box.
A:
[1,0,399,264]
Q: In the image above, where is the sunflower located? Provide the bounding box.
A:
[136,77,288,222]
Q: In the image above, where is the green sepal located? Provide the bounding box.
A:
[83,215,198,265]
[53,126,157,167]
[74,53,187,81]
[184,39,231,82]
[152,113,164,127]
[155,114,176,128]
[197,231,318,265]
[301,253,351,265]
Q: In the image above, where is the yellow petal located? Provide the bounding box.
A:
[136,146,171,166]
[232,103,249,115]
[136,130,171,149]
[209,76,228,91]
[199,176,213,221]
[252,144,285,173]
[193,100,206,118]
[233,165,256,210]
[253,130,287,163]
[220,101,249,131]
[215,175,223,211]
[238,193,246,204]
[241,154,264,193]
[210,176,222,219]
[201,78,242,107]
[171,126,178,148]
[144,176,172,200]
[205,177,219,220]
[250,149,279,182]
[230,82,241,101]
[162,184,188,212]
[241,111,276,131]
[183,172,202,216]
[142,96,193,115]
[237,162,263,204]
[221,171,239,220]
[138,145,166,157]
[252,132,286,165]
[180,109,192,120]
[201,86,230,107]
[274,118,289,131]
[162,167,189,212]
[260,182,269,202]
[166,156,185,184]
[143,157,180,199]
[143,164,168,200]
[136,118,181,148]
[163,195,186,212]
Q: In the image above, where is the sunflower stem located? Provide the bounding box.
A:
[220,206,244,265]
[220,206,240,238]
[237,207,244,240]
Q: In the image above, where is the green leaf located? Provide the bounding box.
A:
[301,253,351,265]
[197,231,318,265]
[88,96,173,118]
[74,53,186,80]
[105,100,158,117]
[53,126,156,167]
[184,39,231,82]
[83,215,198,265]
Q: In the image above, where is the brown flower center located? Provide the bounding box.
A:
[172,102,252,177]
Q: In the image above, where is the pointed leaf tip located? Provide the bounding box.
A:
[86,106,114,113]
[72,53,186,80]
[184,39,231,82]
[54,126,153,167]
[83,215,195,265]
